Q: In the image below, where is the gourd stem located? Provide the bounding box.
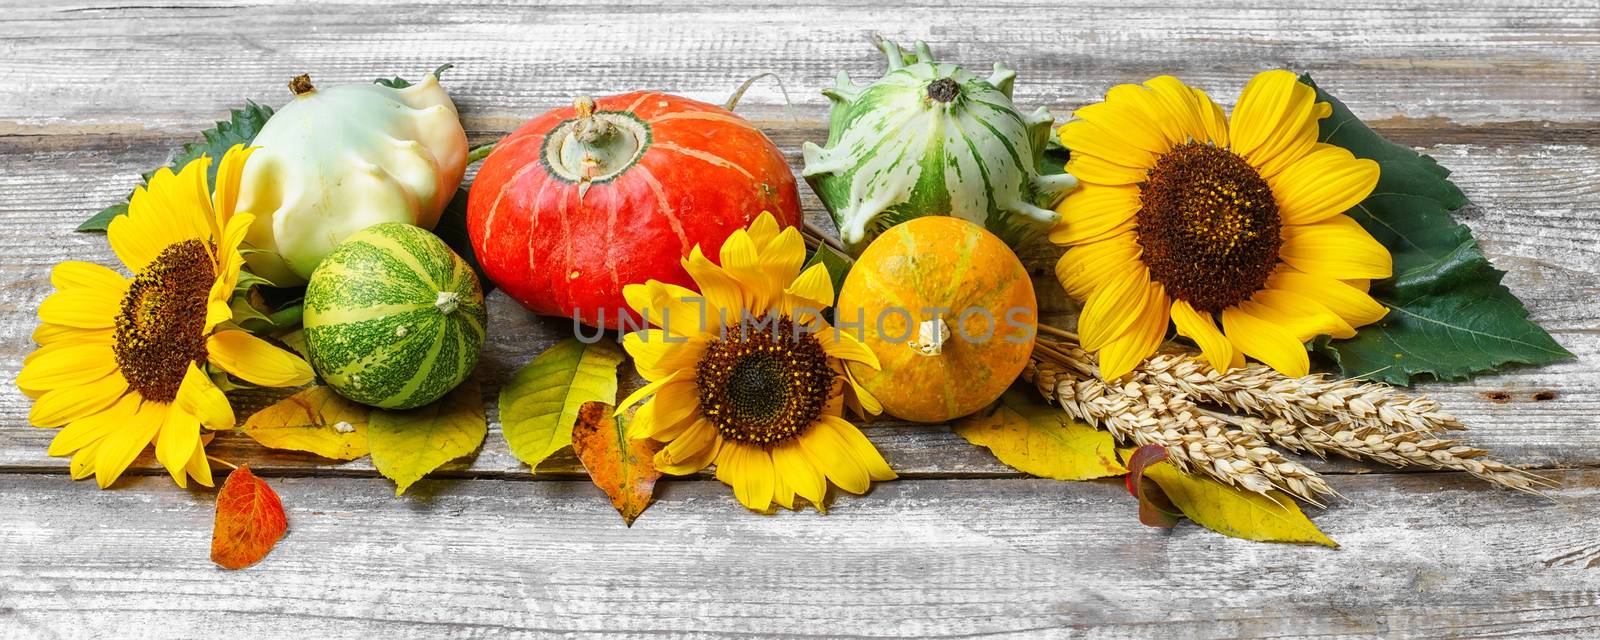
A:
[926,78,960,103]
[435,291,461,315]
[912,317,951,356]
[557,95,645,196]
[289,74,315,97]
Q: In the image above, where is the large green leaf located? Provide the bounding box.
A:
[1302,75,1571,385]
[499,338,625,471]
[79,101,274,232]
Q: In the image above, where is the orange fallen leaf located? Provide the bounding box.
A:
[571,402,661,526]
[210,465,288,570]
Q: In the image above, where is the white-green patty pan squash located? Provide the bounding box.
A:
[236,71,469,285]
[802,41,1076,253]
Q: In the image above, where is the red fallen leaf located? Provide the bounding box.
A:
[210,465,288,570]
[571,402,662,526]
[1124,445,1183,529]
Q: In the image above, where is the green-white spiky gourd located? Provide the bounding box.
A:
[801,41,1076,253]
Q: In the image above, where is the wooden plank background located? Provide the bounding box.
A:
[2,1,1598,637]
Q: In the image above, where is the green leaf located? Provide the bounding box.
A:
[434,187,493,294]
[802,242,854,304]
[499,338,625,471]
[375,63,454,89]
[79,101,274,232]
[241,386,371,460]
[953,387,1125,481]
[1302,75,1571,385]
[77,203,127,232]
[368,378,487,495]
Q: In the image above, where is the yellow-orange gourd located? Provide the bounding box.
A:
[836,217,1036,422]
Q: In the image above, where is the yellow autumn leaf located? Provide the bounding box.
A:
[954,387,1126,480]
[1143,461,1338,548]
[499,338,624,471]
[241,386,371,460]
[368,378,487,495]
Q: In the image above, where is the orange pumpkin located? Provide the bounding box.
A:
[836,217,1037,422]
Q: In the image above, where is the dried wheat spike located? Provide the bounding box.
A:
[1139,351,1467,435]
[1023,359,1336,504]
[1202,409,1552,495]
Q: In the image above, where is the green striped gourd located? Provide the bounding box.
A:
[801,40,1077,254]
[304,222,486,410]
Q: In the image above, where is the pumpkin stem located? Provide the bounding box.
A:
[911,316,951,356]
[555,95,648,197]
[288,74,315,97]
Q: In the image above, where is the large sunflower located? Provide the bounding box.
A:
[1054,70,1392,379]
[619,212,896,512]
[18,144,315,489]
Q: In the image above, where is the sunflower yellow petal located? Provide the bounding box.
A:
[1055,231,1141,300]
[177,364,235,430]
[1246,288,1353,341]
[1071,99,1171,154]
[28,370,127,428]
[783,263,835,311]
[1065,152,1149,186]
[772,440,827,506]
[617,368,690,412]
[623,329,706,381]
[1077,267,1152,352]
[1058,119,1159,171]
[37,288,121,329]
[48,394,140,457]
[770,465,796,510]
[718,229,770,308]
[156,405,202,488]
[721,445,775,511]
[94,400,166,488]
[1272,145,1380,226]
[1102,83,1188,148]
[1229,70,1322,176]
[1191,86,1230,147]
[206,330,315,388]
[32,323,112,347]
[1097,284,1169,379]
[653,418,719,474]
[819,416,896,482]
[1279,215,1393,280]
[16,342,117,393]
[798,419,870,494]
[184,436,215,488]
[1050,185,1140,246]
[624,281,723,337]
[646,377,703,440]
[684,246,751,316]
[814,322,879,369]
[51,261,127,292]
[211,145,255,230]
[745,211,781,248]
[1222,305,1310,377]
[840,366,883,417]
[761,226,807,296]
[1170,299,1240,373]
[1144,75,1213,145]
[1267,269,1388,329]
[69,439,102,480]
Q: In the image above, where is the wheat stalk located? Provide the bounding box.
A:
[1029,333,1548,496]
[1139,351,1467,435]
[1200,409,1550,495]
[1023,358,1335,503]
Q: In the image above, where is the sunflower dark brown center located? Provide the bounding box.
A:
[696,317,833,447]
[1136,141,1281,313]
[113,239,214,402]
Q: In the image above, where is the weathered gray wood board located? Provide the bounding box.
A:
[1,1,1598,638]
[3,471,1599,639]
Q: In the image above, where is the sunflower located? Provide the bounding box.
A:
[18,144,315,489]
[1054,70,1392,379]
[618,212,896,512]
